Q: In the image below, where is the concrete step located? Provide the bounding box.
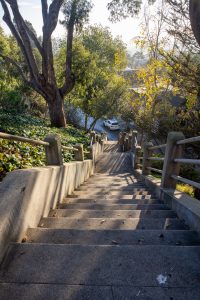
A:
[1,244,200,288]
[85,177,136,183]
[38,217,188,230]
[60,203,170,210]
[63,198,161,205]
[77,185,147,191]
[49,209,177,219]
[80,182,144,187]
[72,189,151,196]
[67,194,156,200]
[74,188,153,194]
[70,192,153,199]
[0,284,200,300]
[26,228,200,246]
[0,284,113,300]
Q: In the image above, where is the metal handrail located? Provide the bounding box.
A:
[177,136,200,145]
[0,132,49,147]
[174,158,200,165]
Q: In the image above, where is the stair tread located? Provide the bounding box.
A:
[49,209,177,219]
[63,198,161,204]
[39,217,188,230]
[67,194,156,200]
[26,228,200,246]
[60,203,169,210]
[1,244,200,287]
[0,284,200,300]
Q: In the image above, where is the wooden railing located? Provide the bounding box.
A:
[132,131,200,192]
[0,130,107,167]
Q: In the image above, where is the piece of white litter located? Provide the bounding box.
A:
[156,274,168,285]
[136,290,141,296]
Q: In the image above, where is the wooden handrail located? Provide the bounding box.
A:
[146,167,163,174]
[147,157,165,161]
[174,158,200,165]
[177,136,200,145]
[148,144,167,150]
[0,132,49,147]
[171,175,200,190]
[62,145,79,152]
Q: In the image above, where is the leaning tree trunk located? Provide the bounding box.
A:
[47,92,67,128]
[189,0,200,47]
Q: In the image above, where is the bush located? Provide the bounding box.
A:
[0,110,90,181]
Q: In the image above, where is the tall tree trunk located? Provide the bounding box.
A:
[48,93,66,128]
[89,118,98,131]
[84,114,88,131]
[189,0,200,47]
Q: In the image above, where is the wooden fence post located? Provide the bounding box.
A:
[90,131,96,144]
[119,132,126,152]
[44,134,63,166]
[88,146,94,160]
[124,135,129,152]
[142,142,153,175]
[161,132,185,189]
[134,146,142,169]
[74,144,84,161]
[128,134,132,150]
[131,130,138,152]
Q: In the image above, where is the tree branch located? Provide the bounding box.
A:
[2,0,40,82]
[41,0,48,24]
[0,53,30,84]
[23,22,43,56]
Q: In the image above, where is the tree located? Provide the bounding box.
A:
[56,25,128,131]
[0,0,92,127]
[107,0,200,52]
[189,0,200,47]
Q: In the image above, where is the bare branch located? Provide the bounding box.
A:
[41,0,48,23]
[0,53,30,84]
[2,0,40,82]
[23,22,43,56]
[46,0,64,39]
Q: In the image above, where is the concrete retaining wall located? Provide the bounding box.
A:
[0,159,94,263]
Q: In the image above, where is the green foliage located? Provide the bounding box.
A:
[0,111,89,181]
[107,0,156,22]
[176,184,195,198]
[61,0,93,31]
[55,25,128,130]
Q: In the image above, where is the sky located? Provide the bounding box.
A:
[0,0,142,53]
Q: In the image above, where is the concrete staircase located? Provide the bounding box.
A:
[0,144,200,299]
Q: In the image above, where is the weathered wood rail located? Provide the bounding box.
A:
[124,130,200,192]
[0,130,107,166]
